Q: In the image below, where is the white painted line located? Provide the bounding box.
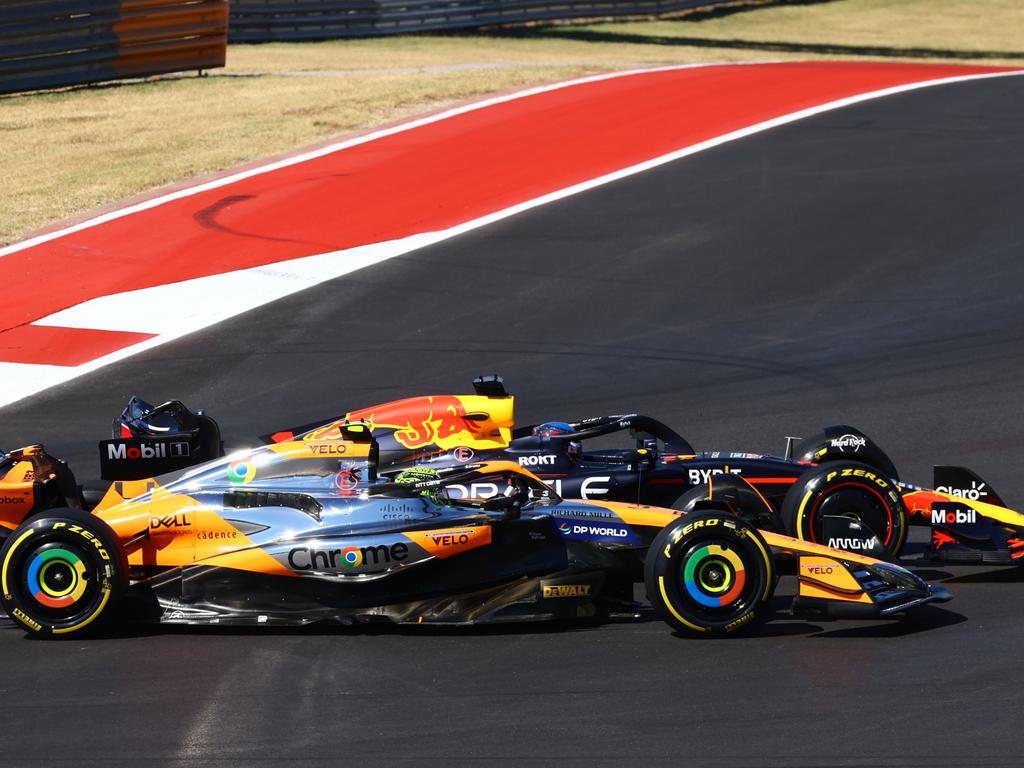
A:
[34,233,445,336]
[2,66,1021,411]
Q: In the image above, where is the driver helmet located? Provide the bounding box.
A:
[394,466,442,503]
[532,421,581,459]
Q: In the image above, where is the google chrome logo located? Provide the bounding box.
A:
[340,546,363,568]
[228,461,256,485]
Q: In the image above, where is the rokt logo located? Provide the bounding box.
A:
[288,543,409,571]
[518,455,557,467]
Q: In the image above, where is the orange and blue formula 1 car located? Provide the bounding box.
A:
[0,426,948,639]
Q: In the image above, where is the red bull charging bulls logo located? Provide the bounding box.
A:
[347,396,484,450]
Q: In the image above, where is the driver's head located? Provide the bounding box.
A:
[532,421,581,459]
[394,466,442,503]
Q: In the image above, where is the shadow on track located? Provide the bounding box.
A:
[3,603,962,642]
[808,604,966,638]
[496,28,1024,61]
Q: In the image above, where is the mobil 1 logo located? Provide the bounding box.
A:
[931,502,978,526]
[99,435,198,481]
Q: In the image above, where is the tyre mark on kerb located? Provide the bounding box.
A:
[193,195,334,247]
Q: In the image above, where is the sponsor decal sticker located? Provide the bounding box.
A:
[687,468,742,485]
[379,502,422,521]
[12,607,42,631]
[824,468,888,487]
[197,530,238,540]
[936,481,988,501]
[333,466,360,493]
[228,461,256,485]
[150,513,191,529]
[107,441,190,460]
[405,526,492,558]
[542,584,591,598]
[931,507,977,525]
[553,508,615,519]
[554,518,638,544]
[802,564,835,576]
[826,537,880,551]
[288,542,409,571]
[830,434,867,452]
[452,446,475,463]
[308,443,348,455]
[518,454,558,467]
[579,476,610,499]
[725,613,754,632]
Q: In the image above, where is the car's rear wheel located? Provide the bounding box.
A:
[780,461,908,558]
[0,509,126,638]
[645,510,774,637]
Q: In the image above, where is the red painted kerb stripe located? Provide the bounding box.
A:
[0,62,1015,337]
[0,325,154,366]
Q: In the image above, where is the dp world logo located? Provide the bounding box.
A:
[557,522,572,534]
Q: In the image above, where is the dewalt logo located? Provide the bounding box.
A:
[542,584,591,598]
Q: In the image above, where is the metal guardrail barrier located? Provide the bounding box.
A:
[229,0,732,42]
[0,0,228,95]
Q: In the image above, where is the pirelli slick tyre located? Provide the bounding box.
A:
[0,509,126,638]
[781,461,908,558]
[645,511,775,637]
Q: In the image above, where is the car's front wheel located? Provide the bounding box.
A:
[645,510,775,637]
[0,509,126,638]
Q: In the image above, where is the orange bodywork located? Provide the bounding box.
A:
[797,555,873,603]
[0,459,37,531]
[404,526,492,558]
[90,436,376,573]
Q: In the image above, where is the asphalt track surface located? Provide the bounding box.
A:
[2,74,1024,767]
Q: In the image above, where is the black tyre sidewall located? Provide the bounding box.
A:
[0,509,125,638]
[645,511,774,636]
[781,461,908,557]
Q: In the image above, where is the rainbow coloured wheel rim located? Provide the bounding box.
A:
[24,544,93,611]
[0,511,124,637]
[645,512,775,636]
[682,544,747,609]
